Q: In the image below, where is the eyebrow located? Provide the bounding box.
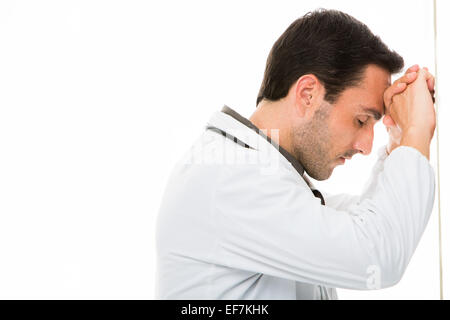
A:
[360,106,382,121]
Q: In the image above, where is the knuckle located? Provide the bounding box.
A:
[418,68,428,77]
[392,77,401,85]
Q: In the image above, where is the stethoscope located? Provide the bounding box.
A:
[205,124,326,206]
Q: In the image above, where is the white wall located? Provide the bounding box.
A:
[434,0,450,301]
[0,0,446,299]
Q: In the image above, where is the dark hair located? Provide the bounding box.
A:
[256,9,404,105]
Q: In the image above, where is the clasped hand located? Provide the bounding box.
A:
[382,65,436,155]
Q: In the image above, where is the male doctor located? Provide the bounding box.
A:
[156,9,436,299]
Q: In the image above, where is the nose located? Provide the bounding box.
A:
[352,126,374,156]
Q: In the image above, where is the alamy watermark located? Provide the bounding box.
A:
[183,128,281,175]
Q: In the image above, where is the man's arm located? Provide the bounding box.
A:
[211,146,434,290]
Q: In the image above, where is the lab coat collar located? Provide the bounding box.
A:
[207,105,325,205]
[207,105,306,177]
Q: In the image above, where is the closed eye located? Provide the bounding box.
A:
[356,115,370,127]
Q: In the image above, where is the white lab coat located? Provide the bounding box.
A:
[155,106,435,299]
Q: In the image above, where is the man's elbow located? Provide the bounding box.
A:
[365,257,407,290]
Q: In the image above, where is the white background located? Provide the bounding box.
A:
[0,0,448,299]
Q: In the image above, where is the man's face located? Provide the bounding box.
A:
[292,64,391,180]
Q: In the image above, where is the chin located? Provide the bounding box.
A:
[308,168,333,181]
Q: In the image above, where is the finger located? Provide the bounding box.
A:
[387,65,420,97]
[389,71,418,97]
[421,67,434,88]
[385,72,415,98]
[383,81,408,113]
[420,67,435,103]
[426,71,435,92]
[418,68,434,85]
[384,70,420,115]
[417,68,436,98]
[383,114,396,127]
[427,79,434,92]
[416,68,436,103]
[405,64,420,74]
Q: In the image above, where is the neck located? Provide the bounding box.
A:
[249,99,294,155]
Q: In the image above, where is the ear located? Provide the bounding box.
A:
[293,74,321,117]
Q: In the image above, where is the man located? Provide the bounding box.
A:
[156,9,436,299]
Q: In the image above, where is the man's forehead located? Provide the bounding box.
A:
[341,72,391,119]
[363,77,391,118]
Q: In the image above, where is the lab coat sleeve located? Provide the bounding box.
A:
[321,192,360,212]
[212,146,435,290]
[321,145,389,211]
